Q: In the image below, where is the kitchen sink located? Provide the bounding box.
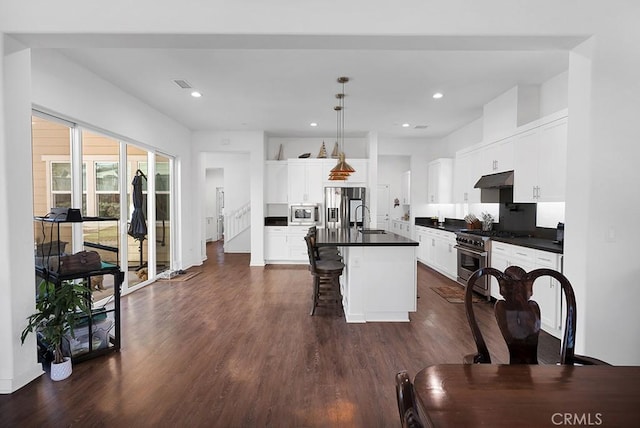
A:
[358,228,387,234]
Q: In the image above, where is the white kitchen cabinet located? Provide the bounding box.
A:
[265,161,288,203]
[440,232,457,279]
[533,252,563,334]
[345,158,368,184]
[490,241,562,338]
[401,170,411,205]
[481,137,514,175]
[415,226,457,280]
[264,226,311,264]
[427,158,454,203]
[489,241,510,299]
[286,226,310,262]
[392,220,411,238]
[513,116,567,203]
[415,226,428,263]
[453,149,482,203]
[288,159,324,204]
[264,226,288,261]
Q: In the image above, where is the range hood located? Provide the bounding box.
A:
[474,170,514,189]
[474,170,514,203]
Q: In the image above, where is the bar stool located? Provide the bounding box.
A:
[304,235,344,315]
[307,226,341,260]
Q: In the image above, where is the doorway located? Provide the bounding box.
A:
[377,184,390,231]
[216,187,224,241]
[205,168,224,243]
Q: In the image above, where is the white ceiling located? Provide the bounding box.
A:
[19,34,578,139]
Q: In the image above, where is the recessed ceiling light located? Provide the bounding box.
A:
[433,92,444,99]
[191,91,202,98]
[402,123,411,128]
[310,122,318,127]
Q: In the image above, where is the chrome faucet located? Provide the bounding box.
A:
[354,204,371,230]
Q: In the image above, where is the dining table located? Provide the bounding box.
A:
[413,364,640,427]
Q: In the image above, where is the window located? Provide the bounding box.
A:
[95,162,119,217]
[50,162,87,212]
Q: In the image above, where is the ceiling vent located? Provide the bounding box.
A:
[414,125,428,129]
[173,79,192,89]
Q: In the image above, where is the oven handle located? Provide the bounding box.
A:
[454,245,487,257]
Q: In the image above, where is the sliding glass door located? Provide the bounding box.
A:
[155,154,172,274]
[31,111,176,296]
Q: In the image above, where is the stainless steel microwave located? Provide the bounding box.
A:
[290,204,320,225]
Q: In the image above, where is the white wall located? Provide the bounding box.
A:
[0,38,44,393]
[436,118,483,158]
[268,137,367,160]
[30,49,196,267]
[0,44,195,392]
[540,71,569,116]
[204,153,250,214]
[378,155,410,221]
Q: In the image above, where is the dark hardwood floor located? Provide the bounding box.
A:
[2,241,559,427]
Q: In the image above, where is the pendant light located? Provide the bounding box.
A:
[329,76,355,181]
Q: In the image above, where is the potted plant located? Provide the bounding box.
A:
[21,279,91,381]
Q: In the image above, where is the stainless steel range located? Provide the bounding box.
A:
[454,231,492,300]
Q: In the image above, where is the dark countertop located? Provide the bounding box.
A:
[414,218,563,254]
[264,216,288,226]
[490,236,563,254]
[414,223,462,234]
[415,217,467,233]
[315,228,418,247]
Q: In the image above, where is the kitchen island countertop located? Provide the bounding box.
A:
[315,228,418,247]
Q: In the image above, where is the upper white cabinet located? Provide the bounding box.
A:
[401,170,411,205]
[288,159,324,204]
[481,137,514,175]
[265,161,288,204]
[513,116,567,202]
[454,151,482,203]
[427,158,453,203]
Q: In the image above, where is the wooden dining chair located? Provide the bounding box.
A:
[464,265,610,365]
[395,371,425,428]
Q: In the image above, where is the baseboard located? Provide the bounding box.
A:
[0,365,44,394]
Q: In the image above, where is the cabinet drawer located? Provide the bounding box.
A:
[511,246,536,261]
[535,251,559,268]
[491,241,511,254]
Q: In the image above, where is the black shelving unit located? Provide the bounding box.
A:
[34,216,123,363]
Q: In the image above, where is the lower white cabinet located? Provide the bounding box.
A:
[490,241,563,338]
[264,226,310,264]
[391,220,411,238]
[264,227,288,261]
[415,226,456,280]
[286,226,309,262]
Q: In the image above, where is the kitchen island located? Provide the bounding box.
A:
[315,228,418,322]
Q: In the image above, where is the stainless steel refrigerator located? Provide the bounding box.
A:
[324,186,367,229]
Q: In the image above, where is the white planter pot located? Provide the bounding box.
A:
[50,357,72,381]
